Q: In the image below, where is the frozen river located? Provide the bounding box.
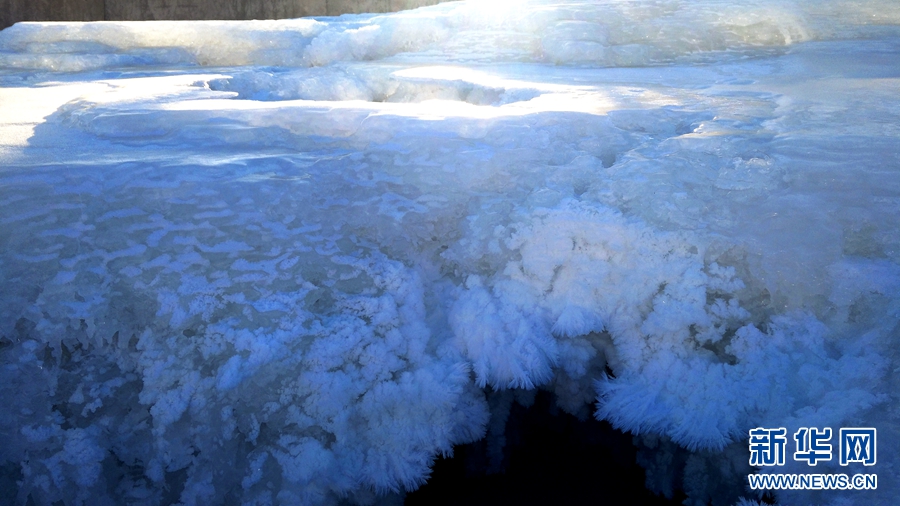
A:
[1,1,899,504]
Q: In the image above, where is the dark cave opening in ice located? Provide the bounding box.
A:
[407,390,693,506]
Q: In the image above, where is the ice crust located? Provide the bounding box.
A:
[1,1,899,505]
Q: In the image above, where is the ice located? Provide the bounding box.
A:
[1,0,899,505]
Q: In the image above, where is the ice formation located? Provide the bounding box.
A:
[1,0,899,505]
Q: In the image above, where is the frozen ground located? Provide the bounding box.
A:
[0,0,898,505]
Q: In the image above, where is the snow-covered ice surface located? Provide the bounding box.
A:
[1,0,899,504]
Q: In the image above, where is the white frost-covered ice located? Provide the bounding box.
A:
[0,0,899,505]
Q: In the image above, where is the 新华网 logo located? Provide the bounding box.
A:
[749,427,876,467]
[746,426,878,491]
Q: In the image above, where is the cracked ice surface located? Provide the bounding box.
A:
[1,1,899,504]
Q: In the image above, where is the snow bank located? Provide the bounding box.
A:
[1,0,898,71]
[1,0,899,505]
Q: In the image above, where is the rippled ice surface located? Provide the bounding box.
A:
[1,1,899,505]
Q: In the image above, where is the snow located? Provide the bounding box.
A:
[1,0,899,505]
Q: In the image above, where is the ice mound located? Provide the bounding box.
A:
[1,0,900,505]
[1,0,896,72]
[204,66,542,105]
